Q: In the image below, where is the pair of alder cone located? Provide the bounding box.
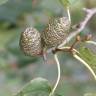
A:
[20,17,71,56]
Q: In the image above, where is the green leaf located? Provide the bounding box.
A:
[73,47,96,80]
[58,0,78,7]
[84,93,96,96]
[59,0,70,7]
[68,0,78,4]
[78,47,96,71]
[0,0,8,5]
[15,78,52,96]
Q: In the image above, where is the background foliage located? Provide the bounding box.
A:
[0,0,96,96]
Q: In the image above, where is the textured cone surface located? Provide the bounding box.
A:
[42,17,71,48]
[20,27,42,56]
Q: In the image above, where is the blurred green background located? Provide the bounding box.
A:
[0,0,96,96]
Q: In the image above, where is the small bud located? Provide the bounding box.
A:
[76,35,81,41]
[42,17,71,48]
[20,27,42,56]
[85,34,92,41]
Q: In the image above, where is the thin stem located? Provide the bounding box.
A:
[67,7,71,23]
[56,46,79,53]
[73,54,96,80]
[49,54,61,96]
[42,53,48,65]
[86,41,96,46]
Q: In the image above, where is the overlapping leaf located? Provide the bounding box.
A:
[59,0,70,7]
[15,78,51,96]
[58,0,78,7]
[78,47,96,72]
[0,0,8,5]
[72,45,96,80]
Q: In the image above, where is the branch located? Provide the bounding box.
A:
[58,8,96,48]
[49,54,61,96]
[53,46,96,80]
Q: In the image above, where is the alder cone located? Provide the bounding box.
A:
[42,17,71,48]
[20,27,42,56]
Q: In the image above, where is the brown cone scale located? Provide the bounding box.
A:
[42,17,71,48]
[20,27,42,56]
